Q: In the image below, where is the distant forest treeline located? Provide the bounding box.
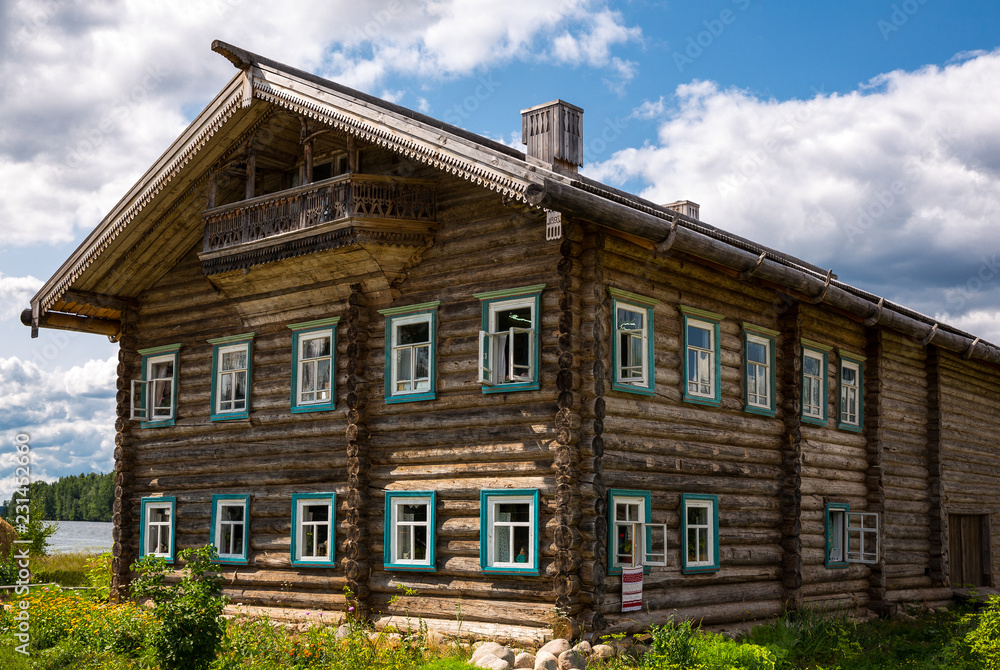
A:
[2,472,114,522]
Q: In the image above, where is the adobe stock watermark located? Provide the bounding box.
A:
[946,254,1000,311]
[10,432,33,656]
[672,0,753,73]
[877,0,931,41]
[843,126,959,245]
[61,65,169,172]
[6,0,59,53]
[351,0,404,42]
[716,85,827,196]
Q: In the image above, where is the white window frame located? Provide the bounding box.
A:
[827,506,847,565]
[610,493,666,569]
[295,330,334,406]
[684,498,715,570]
[685,318,716,400]
[484,493,536,571]
[840,358,861,428]
[131,347,181,424]
[216,342,250,415]
[846,512,880,564]
[142,499,174,559]
[293,495,334,565]
[212,496,248,563]
[389,495,433,567]
[745,334,772,410]
[802,349,826,420]
[390,313,433,396]
[479,297,536,386]
[614,303,649,387]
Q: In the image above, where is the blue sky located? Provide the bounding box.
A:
[2,0,1000,503]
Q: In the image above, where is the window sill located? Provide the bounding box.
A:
[291,404,336,414]
[140,419,176,429]
[681,565,719,575]
[214,557,250,566]
[801,415,827,427]
[682,395,721,408]
[607,565,652,576]
[290,560,337,568]
[825,561,849,569]
[481,382,540,395]
[211,412,251,422]
[611,382,655,396]
[383,563,437,572]
[385,392,436,404]
[837,422,863,433]
[744,405,776,418]
[481,566,540,576]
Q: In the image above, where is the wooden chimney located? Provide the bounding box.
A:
[521,100,584,172]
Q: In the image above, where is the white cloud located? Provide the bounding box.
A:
[583,50,1000,343]
[0,273,42,320]
[630,96,666,120]
[0,355,116,503]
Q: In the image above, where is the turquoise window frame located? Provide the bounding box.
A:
[474,284,545,394]
[383,490,437,572]
[608,288,657,396]
[680,306,723,407]
[290,492,337,568]
[825,502,850,569]
[681,493,720,574]
[379,302,440,404]
[607,488,653,575]
[801,339,831,426]
[479,489,540,575]
[210,494,250,565]
[742,324,777,417]
[289,318,339,413]
[209,333,254,421]
[139,496,176,564]
[137,344,182,428]
[838,351,865,432]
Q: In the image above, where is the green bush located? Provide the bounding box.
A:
[644,617,699,668]
[131,544,228,670]
[694,632,776,670]
[966,595,1000,669]
[4,498,57,556]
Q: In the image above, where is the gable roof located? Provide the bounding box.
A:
[26,41,1000,367]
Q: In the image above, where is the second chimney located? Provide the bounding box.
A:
[521,100,583,173]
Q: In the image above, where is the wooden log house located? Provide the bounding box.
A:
[23,41,1000,641]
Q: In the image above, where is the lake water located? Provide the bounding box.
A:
[46,520,113,554]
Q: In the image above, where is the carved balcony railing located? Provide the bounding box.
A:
[202,174,436,255]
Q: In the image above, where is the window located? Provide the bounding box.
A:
[140,496,176,563]
[209,334,254,421]
[743,325,777,416]
[291,492,336,567]
[289,318,339,413]
[132,344,182,426]
[379,302,439,403]
[801,341,830,425]
[480,489,539,574]
[680,307,723,406]
[681,493,719,573]
[825,503,880,567]
[608,489,666,574]
[475,285,545,393]
[211,494,249,564]
[384,491,437,571]
[608,288,657,395]
[839,353,864,431]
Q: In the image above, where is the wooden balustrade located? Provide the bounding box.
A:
[203,174,436,253]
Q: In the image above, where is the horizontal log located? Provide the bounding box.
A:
[23,308,121,337]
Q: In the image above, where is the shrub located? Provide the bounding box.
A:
[4,498,57,556]
[130,544,228,670]
[966,595,1000,669]
[645,617,699,668]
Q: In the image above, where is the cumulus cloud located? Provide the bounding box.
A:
[584,50,1000,343]
[630,96,666,120]
[0,355,116,503]
[0,0,641,248]
[0,273,42,320]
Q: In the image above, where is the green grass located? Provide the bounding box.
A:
[0,588,997,670]
[30,551,105,588]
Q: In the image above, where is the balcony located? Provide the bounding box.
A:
[199,174,437,275]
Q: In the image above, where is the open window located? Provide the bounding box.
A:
[826,503,880,567]
[475,285,544,393]
[608,489,666,573]
[608,288,657,395]
[131,345,182,426]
